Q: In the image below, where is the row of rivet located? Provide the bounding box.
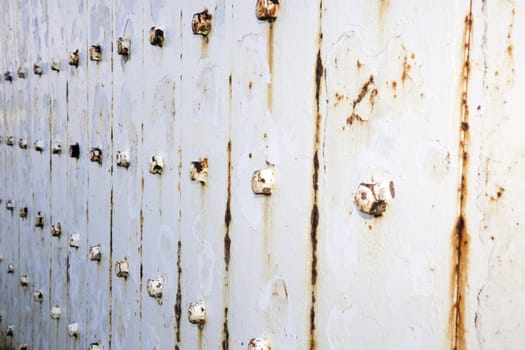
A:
[0,0,279,83]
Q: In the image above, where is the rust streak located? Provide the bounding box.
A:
[450,5,472,350]
[175,240,182,343]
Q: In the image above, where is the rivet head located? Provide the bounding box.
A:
[33,64,43,76]
[18,138,27,149]
[51,223,62,237]
[115,258,129,278]
[251,168,275,195]
[188,300,206,325]
[90,45,102,61]
[19,207,28,218]
[89,147,103,164]
[247,337,271,350]
[52,141,62,154]
[50,58,60,72]
[6,200,15,210]
[6,325,13,336]
[7,264,14,273]
[33,290,44,303]
[69,233,80,248]
[20,275,29,287]
[88,342,101,350]
[192,9,212,36]
[4,71,13,82]
[149,27,165,47]
[117,38,131,56]
[116,151,130,168]
[89,245,102,261]
[17,67,26,79]
[6,136,14,146]
[34,139,44,152]
[68,143,80,158]
[50,305,61,319]
[256,0,279,21]
[147,277,163,301]
[18,343,28,350]
[34,213,44,228]
[69,50,80,67]
[190,159,208,184]
[68,323,80,337]
[149,155,165,175]
[354,181,395,217]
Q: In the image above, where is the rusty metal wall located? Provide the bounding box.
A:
[0,0,523,349]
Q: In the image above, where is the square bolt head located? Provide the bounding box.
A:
[248,338,271,350]
[89,245,102,261]
[192,9,212,36]
[6,136,14,146]
[6,200,15,210]
[354,181,395,217]
[33,64,43,76]
[190,158,208,184]
[4,71,12,82]
[88,343,101,350]
[20,275,29,287]
[256,0,280,21]
[149,27,165,47]
[149,155,165,175]
[34,139,44,152]
[51,223,62,237]
[147,278,163,300]
[188,301,206,325]
[33,290,44,303]
[89,147,103,164]
[68,323,80,337]
[17,67,26,79]
[34,213,44,228]
[116,151,130,168]
[50,305,61,319]
[6,325,13,336]
[50,59,60,72]
[7,264,14,273]
[115,258,129,278]
[69,50,80,67]
[90,45,102,61]
[68,143,80,158]
[251,168,275,195]
[18,138,27,149]
[117,38,131,56]
[19,207,28,218]
[69,233,80,248]
[52,141,62,154]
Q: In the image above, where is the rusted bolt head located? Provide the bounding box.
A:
[20,275,29,287]
[52,141,62,154]
[88,343,101,350]
[149,27,165,47]
[69,50,80,67]
[68,143,80,158]
[89,147,103,164]
[248,337,271,350]
[116,151,130,168]
[89,245,102,261]
[51,223,62,237]
[68,323,80,337]
[354,181,395,217]
[6,200,15,210]
[18,343,28,350]
[18,138,27,149]
[17,67,26,79]
[115,258,129,278]
[117,38,131,56]
[90,45,102,61]
[190,158,208,184]
[50,59,60,72]
[34,213,44,228]
[33,64,43,76]
[149,155,165,175]
[34,139,44,152]
[7,264,14,273]
[188,300,206,325]
[256,0,279,21]
[33,290,44,303]
[251,168,275,195]
[19,207,28,218]
[69,233,80,248]
[4,71,12,82]
[192,9,212,36]
[6,325,13,336]
[50,305,61,319]
[147,278,163,300]
[6,136,14,146]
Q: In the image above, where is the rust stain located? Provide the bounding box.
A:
[378,0,390,22]
[401,52,412,83]
[222,307,229,350]
[356,59,363,70]
[175,240,182,344]
[222,141,232,350]
[449,6,473,350]
[346,75,375,125]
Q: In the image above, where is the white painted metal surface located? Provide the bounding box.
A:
[0,1,524,349]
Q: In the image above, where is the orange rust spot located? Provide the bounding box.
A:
[391,81,397,90]
[356,59,363,69]
[346,113,364,125]
[411,52,415,59]
[248,81,253,90]
[506,44,513,57]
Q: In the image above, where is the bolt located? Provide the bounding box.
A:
[52,141,62,154]
[192,9,212,36]
[19,343,28,350]
[50,59,60,72]
[34,212,44,228]
[89,147,103,164]
[6,325,13,336]
[117,37,131,56]
[247,337,271,350]
[6,200,15,211]
[50,305,61,319]
[188,300,206,326]
[6,136,14,146]
[115,258,129,278]
[88,343,101,350]
[20,275,29,287]
[68,143,80,158]
[34,139,44,152]
[17,67,26,79]
[256,0,280,21]
[149,155,165,175]
[69,50,80,67]
[68,323,80,337]
[51,223,62,237]
[354,181,395,217]
[90,45,102,62]
[18,138,27,149]
[147,277,163,300]
[4,71,12,82]
[116,151,130,168]
[251,168,275,195]
[69,233,80,248]
[7,264,14,273]
[33,64,43,76]
[190,158,208,184]
[89,245,102,262]
[149,27,165,47]
[19,207,28,218]
[33,290,43,303]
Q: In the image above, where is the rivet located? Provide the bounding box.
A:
[68,143,80,158]
[149,27,165,47]
[33,290,44,303]
[247,337,271,350]
[89,245,102,261]
[4,71,12,82]
[6,200,15,211]
[52,141,62,154]
[69,233,80,248]
[6,136,14,146]
[354,181,395,217]
[149,155,165,175]
[16,67,26,79]
[116,37,131,56]
[6,325,13,336]
[18,207,28,218]
[33,64,43,76]
[147,277,163,301]
[51,223,62,237]
[69,50,80,67]
[34,139,44,152]
[50,305,61,319]
[34,212,44,228]
[188,300,206,326]
[18,138,27,149]
[18,343,28,350]
[88,342,101,350]
[115,258,129,278]
[190,158,208,184]
[116,151,130,168]
[68,323,80,337]
[256,0,280,21]
[192,9,212,36]
[251,168,275,195]
[50,59,60,72]
[7,264,14,273]
[90,45,102,61]
[20,275,29,287]
[89,147,103,164]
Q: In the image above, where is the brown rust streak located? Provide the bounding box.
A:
[175,240,182,344]
[449,6,472,350]
[222,140,232,350]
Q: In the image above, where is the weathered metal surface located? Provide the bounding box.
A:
[1,0,525,349]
